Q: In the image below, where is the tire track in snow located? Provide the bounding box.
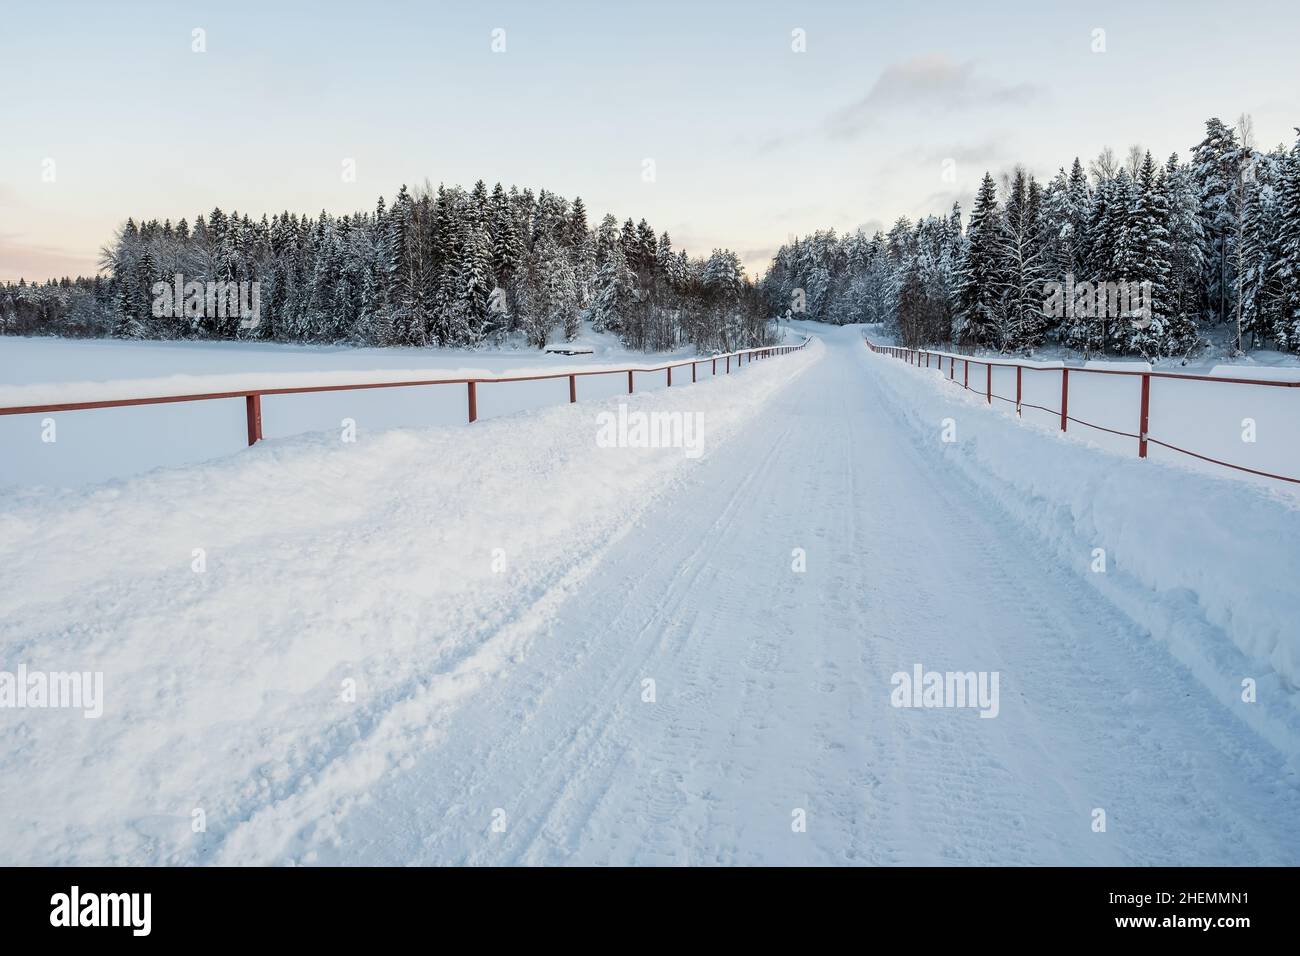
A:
[314,326,1299,865]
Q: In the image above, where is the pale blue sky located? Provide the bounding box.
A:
[2,0,1298,281]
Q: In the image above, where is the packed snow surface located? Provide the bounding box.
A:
[1,324,1297,865]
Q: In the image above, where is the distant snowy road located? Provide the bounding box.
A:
[316,326,1299,865]
[3,326,1297,866]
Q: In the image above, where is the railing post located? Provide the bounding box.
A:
[964,360,969,390]
[667,366,672,387]
[1138,373,1151,458]
[1060,369,1069,432]
[692,362,697,383]
[726,355,730,373]
[245,394,262,446]
[1015,366,1022,416]
[628,370,634,394]
[986,363,991,404]
[467,381,478,423]
[950,356,955,380]
[712,358,716,375]
[568,374,577,404]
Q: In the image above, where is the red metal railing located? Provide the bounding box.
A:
[864,336,1300,485]
[0,338,810,447]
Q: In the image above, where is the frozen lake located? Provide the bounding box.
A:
[0,333,764,490]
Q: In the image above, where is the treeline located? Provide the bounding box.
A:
[1,181,773,353]
[762,118,1300,360]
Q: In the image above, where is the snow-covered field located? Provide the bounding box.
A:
[0,330,764,489]
[1,324,1297,866]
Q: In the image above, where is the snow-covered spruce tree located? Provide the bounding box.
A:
[1271,132,1300,350]
[862,232,895,325]
[1040,159,1093,339]
[1122,152,1176,359]
[115,245,155,338]
[587,240,636,335]
[454,218,495,345]
[702,249,746,352]
[1161,153,1207,347]
[1085,168,1140,353]
[573,231,597,315]
[385,185,420,345]
[536,234,578,345]
[1238,149,1286,349]
[894,211,960,346]
[307,214,343,340]
[1192,118,1243,327]
[994,169,1048,351]
[1041,168,1073,284]
[428,186,459,344]
[954,173,1004,347]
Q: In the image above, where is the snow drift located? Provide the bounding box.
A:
[861,340,1300,755]
[0,341,816,865]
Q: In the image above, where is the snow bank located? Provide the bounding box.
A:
[865,336,1300,490]
[861,343,1300,755]
[1207,365,1300,382]
[1082,359,1151,371]
[0,340,818,865]
[1,341,794,490]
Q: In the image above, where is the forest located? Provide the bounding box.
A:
[760,117,1300,359]
[6,117,1299,362]
[0,181,773,354]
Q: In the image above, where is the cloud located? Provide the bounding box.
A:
[752,55,1042,153]
[911,141,1009,166]
[827,55,1041,141]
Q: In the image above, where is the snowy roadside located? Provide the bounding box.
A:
[0,352,776,409]
[0,339,818,865]
[859,336,1300,758]
[854,324,1300,488]
[1,335,804,490]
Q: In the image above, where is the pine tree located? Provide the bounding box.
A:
[996,169,1048,351]
[569,196,588,247]
[1238,152,1284,348]
[1162,153,1206,342]
[536,234,578,345]
[1192,118,1242,326]
[588,242,636,334]
[1272,131,1300,349]
[454,220,495,345]
[1123,153,1176,358]
[955,173,1003,347]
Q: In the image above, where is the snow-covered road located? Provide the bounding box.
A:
[3,325,1297,866]
[316,326,1300,865]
